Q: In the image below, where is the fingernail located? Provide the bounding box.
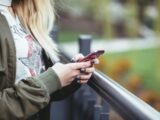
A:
[91,59,95,64]
[70,58,76,62]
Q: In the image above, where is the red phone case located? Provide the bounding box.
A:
[78,50,105,62]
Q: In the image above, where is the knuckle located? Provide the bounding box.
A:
[73,71,80,77]
[69,78,74,82]
[77,53,84,58]
[86,67,95,73]
[81,75,89,79]
[92,67,95,72]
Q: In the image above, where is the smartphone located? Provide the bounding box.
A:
[77,50,105,62]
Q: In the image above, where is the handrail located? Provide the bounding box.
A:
[59,49,160,120]
[89,71,160,120]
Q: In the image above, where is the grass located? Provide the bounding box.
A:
[105,47,160,92]
[58,29,100,43]
[58,30,81,43]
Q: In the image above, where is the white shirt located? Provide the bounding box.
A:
[0,6,45,84]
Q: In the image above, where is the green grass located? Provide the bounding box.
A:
[58,30,81,43]
[58,29,100,43]
[105,48,160,92]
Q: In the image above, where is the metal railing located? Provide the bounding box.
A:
[59,48,160,120]
[88,71,160,120]
[50,28,160,120]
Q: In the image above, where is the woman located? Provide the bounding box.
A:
[0,0,98,120]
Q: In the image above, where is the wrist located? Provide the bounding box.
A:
[51,64,64,87]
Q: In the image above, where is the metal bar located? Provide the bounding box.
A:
[94,105,102,120]
[102,100,110,114]
[100,113,109,120]
[85,99,96,120]
[71,90,82,120]
[78,34,92,55]
[88,71,160,120]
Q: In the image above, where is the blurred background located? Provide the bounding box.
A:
[54,0,160,112]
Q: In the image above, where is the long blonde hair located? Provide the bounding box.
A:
[12,0,59,62]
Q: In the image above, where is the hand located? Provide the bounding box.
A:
[76,58,99,84]
[52,61,92,87]
[70,54,99,84]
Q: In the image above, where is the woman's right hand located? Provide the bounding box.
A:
[52,61,92,87]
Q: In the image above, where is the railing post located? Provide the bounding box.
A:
[85,99,96,120]
[102,100,110,117]
[79,91,91,120]
[79,34,93,120]
[72,89,84,120]
[78,34,92,55]
[94,105,102,120]
[100,113,109,120]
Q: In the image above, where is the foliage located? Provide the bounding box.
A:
[104,48,160,91]
[95,47,160,110]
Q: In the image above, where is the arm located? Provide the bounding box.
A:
[50,61,96,101]
[51,60,98,101]
[0,68,61,120]
[42,53,80,101]
[51,80,81,101]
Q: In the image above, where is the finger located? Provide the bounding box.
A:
[71,53,84,62]
[84,67,95,73]
[79,74,92,80]
[69,61,91,70]
[91,59,99,65]
[78,79,88,84]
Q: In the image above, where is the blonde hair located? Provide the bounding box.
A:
[13,0,59,62]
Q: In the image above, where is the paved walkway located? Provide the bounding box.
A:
[60,38,160,56]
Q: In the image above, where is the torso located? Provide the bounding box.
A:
[0,5,46,84]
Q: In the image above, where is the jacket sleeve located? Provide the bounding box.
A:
[0,68,61,120]
[51,80,81,101]
[42,52,82,101]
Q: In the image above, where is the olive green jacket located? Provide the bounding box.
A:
[0,13,80,120]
